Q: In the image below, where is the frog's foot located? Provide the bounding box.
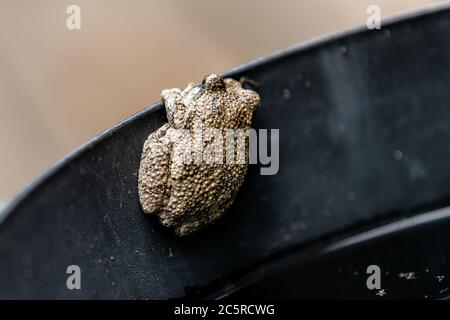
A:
[174,208,225,237]
[158,208,178,228]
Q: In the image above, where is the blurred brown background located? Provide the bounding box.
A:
[0,0,437,200]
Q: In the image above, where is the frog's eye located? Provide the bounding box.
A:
[202,74,225,91]
[240,89,260,111]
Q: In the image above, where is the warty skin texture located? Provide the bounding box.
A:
[138,74,259,236]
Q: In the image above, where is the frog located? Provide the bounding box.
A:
[138,74,260,236]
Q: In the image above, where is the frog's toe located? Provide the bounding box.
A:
[175,220,202,237]
[158,209,177,228]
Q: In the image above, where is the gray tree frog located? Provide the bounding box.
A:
[138,74,260,236]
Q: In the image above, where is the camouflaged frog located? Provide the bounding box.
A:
[138,74,259,236]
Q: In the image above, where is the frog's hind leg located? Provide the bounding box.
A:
[138,124,172,215]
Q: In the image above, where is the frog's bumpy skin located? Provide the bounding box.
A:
[138,74,260,236]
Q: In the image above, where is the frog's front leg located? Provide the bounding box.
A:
[162,88,187,129]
